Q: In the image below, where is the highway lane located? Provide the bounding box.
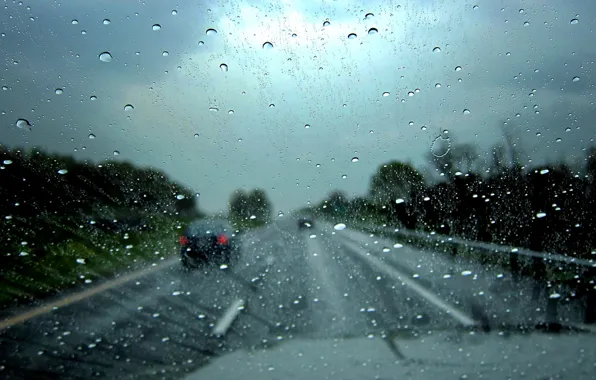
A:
[0,219,592,379]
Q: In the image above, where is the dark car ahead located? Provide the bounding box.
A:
[179,219,239,268]
[297,216,314,229]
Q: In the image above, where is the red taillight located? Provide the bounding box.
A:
[217,234,229,245]
[179,236,189,246]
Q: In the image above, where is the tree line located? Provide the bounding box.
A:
[314,142,596,261]
[228,189,272,226]
[0,145,200,259]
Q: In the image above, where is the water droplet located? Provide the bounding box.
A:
[88,134,96,139]
[291,33,297,38]
[176,194,185,200]
[228,110,234,115]
[572,76,580,82]
[341,174,347,179]
[570,18,579,25]
[269,104,275,108]
[473,5,478,10]
[523,21,530,26]
[102,19,111,25]
[206,28,217,35]
[76,258,86,264]
[462,109,471,115]
[549,293,561,299]
[555,137,562,143]
[365,13,374,20]
[71,19,79,25]
[432,46,441,53]
[382,92,390,97]
[55,88,63,95]
[113,150,120,156]
[394,243,403,248]
[262,41,273,49]
[455,66,462,71]
[368,27,378,35]
[171,10,178,15]
[421,126,427,131]
[461,270,473,276]
[304,124,310,129]
[351,157,359,163]
[198,41,204,46]
[162,51,169,57]
[220,63,228,72]
[99,52,113,62]
[194,133,199,138]
[408,91,415,97]
[565,127,571,132]
[209,107,219,112]
[323,20,330,27]
[81,30,87,35]
[519,9,524,14]
[57,169,68,175]
[435,83,441,88]
[124,104,134,111]
[536,212,547,218]
[348,33,357,39]
[152,24,161,31]
[540,169,549,175]
[431,136,451,157]
[334,223,347,231]
[15,119,32,130]
[90,95,97,100]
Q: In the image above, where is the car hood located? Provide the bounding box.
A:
[183,330,594,380]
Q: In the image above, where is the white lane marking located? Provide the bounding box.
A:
[213,298,245,336]
[305,237,350,328]
[0,257,180,330]
[341,239,477,327]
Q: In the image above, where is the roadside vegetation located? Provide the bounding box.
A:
[228,188,272,232]
[306,141,596,314]
[0,145,202,310]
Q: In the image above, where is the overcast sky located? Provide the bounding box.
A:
[1,0,594,213]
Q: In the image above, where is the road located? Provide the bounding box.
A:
[0,219,594,379]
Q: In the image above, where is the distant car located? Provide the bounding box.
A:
[297,217,314,229]
[179,219,239,269]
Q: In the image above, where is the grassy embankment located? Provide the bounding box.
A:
[0,215,191,310]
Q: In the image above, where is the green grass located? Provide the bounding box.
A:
[0,215,186,310]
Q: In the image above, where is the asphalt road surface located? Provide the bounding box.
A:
[0,219,594,379]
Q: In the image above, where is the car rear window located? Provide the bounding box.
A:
[186,221,230,236]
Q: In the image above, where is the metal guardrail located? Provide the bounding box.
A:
[350,222,596,326]
[363,225,596,267]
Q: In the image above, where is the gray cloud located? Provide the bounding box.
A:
[1,0,595,213]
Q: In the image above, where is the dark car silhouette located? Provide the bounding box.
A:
[297,216,314,229]
[179,219,239,268]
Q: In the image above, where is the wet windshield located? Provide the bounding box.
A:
[1,0,595,379]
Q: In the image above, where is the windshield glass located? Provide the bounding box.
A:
[1,0,595,379]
